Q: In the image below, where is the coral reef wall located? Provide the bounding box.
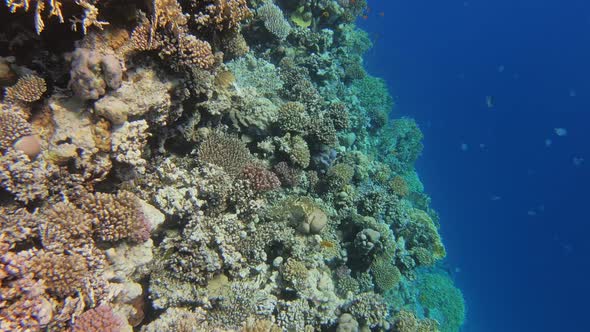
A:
[0,0,464,331]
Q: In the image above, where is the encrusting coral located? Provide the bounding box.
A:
[0,0,464,330]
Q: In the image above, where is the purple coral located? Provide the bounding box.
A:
[241,164,281,192]
[71,305,125,332]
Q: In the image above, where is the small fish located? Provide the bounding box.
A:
[378,11,385,17]
[545,139,552,147]
[362,15,368,20]
[490,195,502,201]
[569,89,577,97]
[497,65,505,73]
[479,143,486,149]
[486,95,494,108]
[573,156,584,167]
[527,210,537,216]
[460,143,469,151]
[554,127,568,137]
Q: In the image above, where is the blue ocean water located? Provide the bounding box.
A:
[359,1,590,331]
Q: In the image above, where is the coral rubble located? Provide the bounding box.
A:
[0,0,465,331]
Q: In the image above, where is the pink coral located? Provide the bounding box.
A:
[71,305,125,332]
[241,164,281,192]
[273,161,301,188]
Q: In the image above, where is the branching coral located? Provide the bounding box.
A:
[4,74,46,102]
[198,132,252,176]
[0,111,32,151]
[0,149,50,203]
[257,2,291,41]
[5,0,108,34]
[192,0,252,31]
[241,164,281,192]
[79,191,151,243]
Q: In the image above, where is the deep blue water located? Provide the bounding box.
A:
[359,1,590,331]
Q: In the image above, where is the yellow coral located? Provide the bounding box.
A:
[193,0,252,31]
[5,0,107,34]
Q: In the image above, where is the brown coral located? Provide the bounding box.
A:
[71,305,125,332]
[0,111,32,151]
[0,255,52,332]
[389,175,409,197]
[0,207,39,245]
[192,0,252,31]
[273,161,302,188]
[278,101,309,134]
[0,149,50,203]
[198,132,252,176]
[4,74,46,103]
[41,201,94,253]
[79,191,151,243]
[29,251,89,298]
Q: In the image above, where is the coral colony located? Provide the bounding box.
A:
[0,1,464,331]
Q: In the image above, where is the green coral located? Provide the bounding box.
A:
[336,275,360,298]
[351,76,394,122]
[417,273,465,332]
[370,255,402,293]
[327,163,355,190]
[278,102,310,134]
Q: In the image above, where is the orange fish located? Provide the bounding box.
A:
[378,11,385,17]
[362,15,368,20]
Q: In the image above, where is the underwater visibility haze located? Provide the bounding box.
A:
[0,0,586,331]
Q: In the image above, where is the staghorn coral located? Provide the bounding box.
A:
[327,163,355,190]
[79,191,151,243]
[4,74,46,102]
[198,132,252,176]
[4,0,108,34]
[257,2,291,41]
